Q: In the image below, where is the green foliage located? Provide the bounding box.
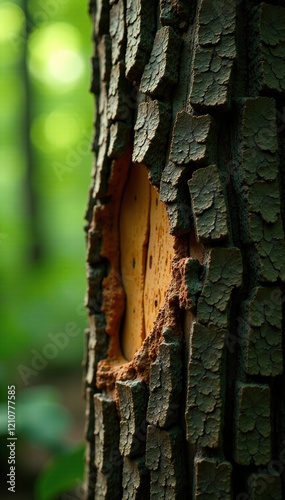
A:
[35,443,85,500]
[0,386,72,450]
[0,1,91,497]
[0,0,92,368]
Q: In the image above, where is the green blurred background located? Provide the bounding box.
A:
[0,0,93,498]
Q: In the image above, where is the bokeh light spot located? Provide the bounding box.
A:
[28,22,84,90]
[48,49,85,84]
[44,110,81,148]
[0,2,25,43]
[31,109,82,152]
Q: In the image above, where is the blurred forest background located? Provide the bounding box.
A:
[0,0,93,498]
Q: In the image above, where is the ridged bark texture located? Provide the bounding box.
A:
[83,0,285,498]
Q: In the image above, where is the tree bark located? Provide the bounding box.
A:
[83,0,285,498]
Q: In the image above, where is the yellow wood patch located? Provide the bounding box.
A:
[143,188,174,338]
[119,164,174,361]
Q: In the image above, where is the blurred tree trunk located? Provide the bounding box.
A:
[22,0,42,263]
[83,1,285,498]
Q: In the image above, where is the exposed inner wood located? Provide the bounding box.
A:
[119,163,151,361]
[119,164,174,361]
[143,188,174,338]
[98,150,132,360]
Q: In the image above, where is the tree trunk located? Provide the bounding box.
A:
[83,0,285,498]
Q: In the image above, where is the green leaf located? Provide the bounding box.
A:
[18,386,72,450]
[0,386,72,451]
[35,443,85,500]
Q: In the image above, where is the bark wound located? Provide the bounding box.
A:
[144,187,175,337]
[119,163,150,360]
[95,158,179,392]
[97,151,133,359]
[119,163,174,361]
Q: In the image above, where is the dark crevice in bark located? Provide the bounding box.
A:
[217,112,246,498]
[276,94,285,497]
